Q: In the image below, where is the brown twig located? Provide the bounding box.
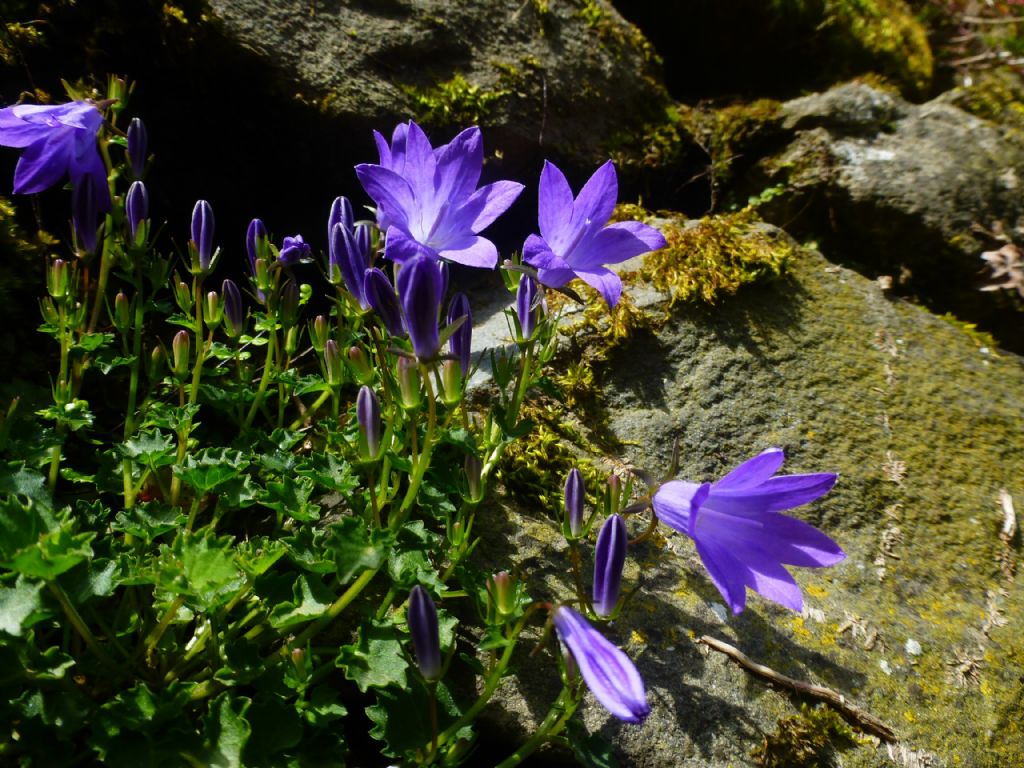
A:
[698,634,897,742]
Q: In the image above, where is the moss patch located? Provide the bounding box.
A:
[753,704,859,767]
[405,73,509,128]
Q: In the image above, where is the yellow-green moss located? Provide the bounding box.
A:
[753,704,859,767]
[406,73,509,127]
[944,69,1024,136]
[680,99,783,187]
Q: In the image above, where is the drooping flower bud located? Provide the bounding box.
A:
[363,267,404,337]
[397,255,443,360]
[347,345,374,385]
[516,275,539,342]
[113,291,131,333]
[323,340,343,387]
[221,279,244,339]
[464,453,483,502]
[446,292,472,376]
[396,356,421,410]
[125,180,149,247]
[565,468,585,538]
[127,117,147,178]
[72,180,99,255]
[190,199,216,274]
[356,385,381,461]
[171,330,191,379]
[309,314,329,353]
[278,234,311,266]
[204,290,222,331]
[408,585,441,681]
[592,514,627,618]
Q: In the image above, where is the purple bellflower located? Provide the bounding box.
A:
[72,174,100,254]
[446,292,472,375]
[221,278,244,339]
[356,385,381,460]
[190,200,216,273]
[126,180,148,246]
[592,514,627,618]
[355,121,524,268]
[651,447,845,614]
[330,218,372,306]
[0,101,109,210]
[552,605,649,724]
[397,254,444,360]
[516,274,540,341]
[408,585,442,680]
[524,161,666,307]
[278,234,311,266]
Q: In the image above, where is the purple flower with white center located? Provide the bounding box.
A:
[191,199,216,273]
[330,219,372,306]
[355,121,524,268]
[127,117,147,179]
[278,234,311,266]
[397,255,444,360]
[564,468,584,538]
[363,267,404,337]
[651,447,844,614]
[593,514,627,618]
[516,274,540,341]
[552,605,649,724]
[523,160,666,308]
[446,292,472,375]
[0,101,109,210]
[408,585,441,680]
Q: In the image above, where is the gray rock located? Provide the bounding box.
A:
[476,223,1024,766]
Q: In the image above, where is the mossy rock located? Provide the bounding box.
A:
[475,222,1024,766]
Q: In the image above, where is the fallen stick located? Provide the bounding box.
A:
[699,634,897,742]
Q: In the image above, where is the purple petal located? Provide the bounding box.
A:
[707,473,838,516]
[13,130,71,194]
[384,226,435,264]
[438,234,498,269]
[714,447,786,490]
[694,539,749,614]
[731,541,804,612]
[70,130,110,211]
[364,268,404,337]
[397,255,443,359]
[15,102,101,132]
[355,164,414,230]
[652,481,709,537]
[570,160,618,236]
[553,606,649,723]
[575,266,623,308]
[744,514,846,568]
[458,179,524,233]
[408,585,441,680]
[537,161,575,250]
[373,129,392,167]
[0,108,54,148]
[433,126,483,204]
[400,121,438,201]
[571,223,663,271]
[592,514,627,617]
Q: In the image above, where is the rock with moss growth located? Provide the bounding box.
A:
[476,222,1024,766]
[611,0,932,101]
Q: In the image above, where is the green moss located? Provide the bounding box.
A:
[753,704,859,767]
[405,73,509,128]
[943,69,1024,135]
[621,206,793,306]
[680,99,784,187]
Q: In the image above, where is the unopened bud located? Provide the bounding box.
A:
[174,278,193,314]
[204,291,222,331]
[347,346,374,385]
[148,345,165,381]
[127,117,147,179]
[396,356,421,410]
[464,454,483,502]
[126,180,149,248]
[323,340,343,387]
[47,259,69,300]
[171,330,190,379]
[113,291,131,333]
[285,326,299,356]
[309,315,329,354]
[488,571,516,619]
[280,281,300,328]
[564,468,584,538]
[439,358,462,406]
[357,385,381,461]
[39,297,59,325]
[221,279,244,339]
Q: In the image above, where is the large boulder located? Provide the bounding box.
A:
[476,217,1024,766]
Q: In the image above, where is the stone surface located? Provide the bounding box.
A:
[477,223,1024,766]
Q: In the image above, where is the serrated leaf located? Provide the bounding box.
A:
[178,448,249,493]
[0,576,44,636]
[67,558,118,602]
[339,619,409,692]
[365,680,468,758]
[166,534,244,610]
[203,693,252,768]
[112,501,185,544]
[260,475,319,522]
[282,527,335,575]
[117,429,176,465]
[268,574,335,630]
[325,517,392,583]
[234,537,286,577]
[72,331,113,353]
[5,528,95,579]
[296,452,359,494]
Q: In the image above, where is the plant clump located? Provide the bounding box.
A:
[752,704,859,767]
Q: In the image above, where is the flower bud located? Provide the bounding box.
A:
[171,330,190,379]
[279,280,300,327]
[190,199,216,274]
[72,181,99,255]
[607,473,622,515]
[47,259,70,300]
[39,297,59,325]
[488,571,516,619]
[363,267,403,337]
[439,359,462,406]
[284,326,299,356]
[397,256,443,360]
[253,258,271,299]
[516,275,539,341]
[408,585,441,681]
[173,278,193,314]
[246,218,269,276]
[278,234,311,266]
[464,454,483,502]
[309,314,329,353]
[347,345,374,385]
[327,196,354,243]
[148,345,165,381]
[113,291,131,333]
[323,339,343,387]
[127,117,147,178]
[221,279,244,339]
[126,180,149,247]
[204,290,222,331]
[396,356,421,410]
[446,292,472,376]
[592,514,627,617]
[356,385,381,461]
[565,468,584,538]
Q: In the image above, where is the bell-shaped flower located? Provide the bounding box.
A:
[552,605,649,724]
[408,585,441,680]
[397,254,444,360]
[524,160,666,307]
[651,447,844,614]
[355,121,523,268]
[0,100,110,210]
[278,234,311,266]
[592,514,627,618]
[446,292,472,375]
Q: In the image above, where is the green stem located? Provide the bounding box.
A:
[390,363,438,530]
[47,301,71,492]
[289,389,331,431]
[288,567,378,651]
[494,686,578,768]
[47,582,115,670]
[244,329,276,429]
[122,272,146,510]
[142,595,185,664]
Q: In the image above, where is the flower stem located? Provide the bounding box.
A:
[494,686,578,768]
[47,582,115,671]
[244,328,276,429]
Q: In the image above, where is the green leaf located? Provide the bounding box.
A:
[282,527,335,575]
[325,517,393,584]
[36,399,94,431]
[235,537,287,577]
[365,680,468,758]
[72,331,114,353]
[94,353,136,375]
[339,619,409,692]
[142,402,201,432]
[303,684,347,728]
[268,574,335,630]
[164,534,244,610]
[117,429,176,466]
[568,720,620,768]
[203,693,252,768]
[243,693,303,760]
[178,448,249,494]
[0,464,54,516]
[260,475,319,522]
[296,452,359,494]
[112,501,185,544]
[0,576,44,636]
[67,558,118,602]
[5,528,95,579]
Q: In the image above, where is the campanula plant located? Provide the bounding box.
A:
[0,80,846,768]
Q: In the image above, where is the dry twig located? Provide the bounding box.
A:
[699,634,896,742]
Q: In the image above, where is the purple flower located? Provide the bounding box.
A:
[516,274,539,341]
[0,101,109,210]
[191,199,216,273]
[552,606,649,724]
[278,234,311,266]
[363,267,404,337]
[355,121,523,268]
[330,219,372,306]
[397,255,444,360]
[408,585,441,680]
[523,161,666,307]
[72,175,100,254]
[127,117,147,179]
[221,278,244,339]
[126,180,148,245]
[593,514,627,618]
[446,292,472,375]
[651,448,844,614]
[356,385,381,460]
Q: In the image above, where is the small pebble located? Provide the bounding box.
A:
[709,603,729,624]
[880,659,892,675]
[905,638,923,656]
